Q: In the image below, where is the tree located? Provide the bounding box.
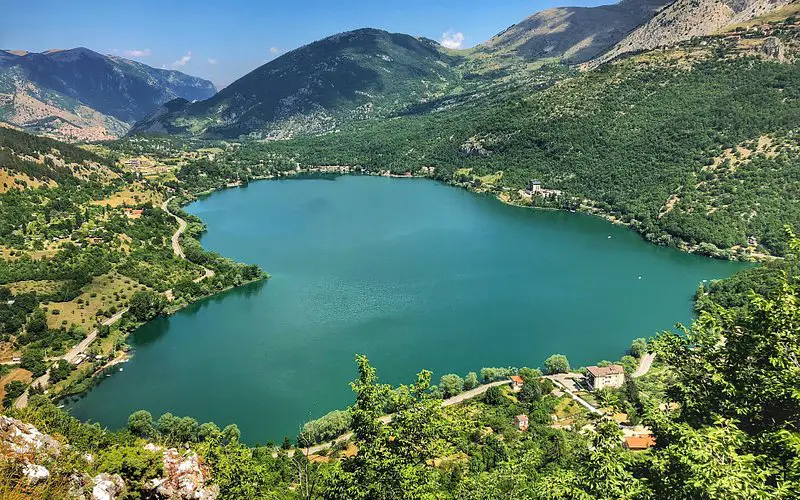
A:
[619,355,637,374]
[629,337,648,358]
[324,355,441,499]
[439,374,464,399]
[463,372,479,391]
[49,359,74,384]
[127,410,156,439]
[198,422,221,442]
[221,424,241,445]
[483,386,502,405]
[20,349,47,377]
[98,324,111,338]
[2,380,26,407]
[129,290,166,322]
[544,354,570,375]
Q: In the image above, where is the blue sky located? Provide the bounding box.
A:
[4,0,612,88]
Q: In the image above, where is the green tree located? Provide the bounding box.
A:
[629,337,648,358]
[439,373,464,398]
[463,371,479,391]
[49,359,74,384]
[127,410,156,439]
[129,290,166,322]
[544,354,570,375]
[2,380,26,407]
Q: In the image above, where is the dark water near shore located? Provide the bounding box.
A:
[68,176,746,443]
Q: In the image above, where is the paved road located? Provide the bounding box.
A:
[632,352,656,378]
[14,309,128,408]
[162,197,215,282]
[545,374,602,415]
[289,380,511,457]
[162,198,187,259]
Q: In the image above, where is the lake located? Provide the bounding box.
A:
[68,176,746,443]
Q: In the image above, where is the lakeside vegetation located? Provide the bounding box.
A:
[3,239,799,497]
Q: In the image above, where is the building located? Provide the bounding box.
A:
[514,415,529,432]
[586,364,625,390]
[509,375,524,392]
[623,435,656,451]
[529,179,542,194]
[124,208,144,219]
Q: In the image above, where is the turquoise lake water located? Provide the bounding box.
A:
[68,176,746,443]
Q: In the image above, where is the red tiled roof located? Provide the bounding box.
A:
[624,435,656,450]
[587,365,624,377]
[509,375,523,384]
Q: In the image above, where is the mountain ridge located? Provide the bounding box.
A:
[131,28,461,139]
[474,0,672,63]
[0,47,216,142]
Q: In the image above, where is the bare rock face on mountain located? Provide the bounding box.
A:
[476,0,672,64]
[761,36,787,61]
[593,0,795,64]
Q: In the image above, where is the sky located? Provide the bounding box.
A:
[3,0,611,88]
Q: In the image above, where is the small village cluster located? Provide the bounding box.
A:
[508,362,656,451]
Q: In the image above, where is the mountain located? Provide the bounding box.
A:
[0,48,216,142]
[130,29,461,139]
[474,0,672,64]
[592,0,796,64]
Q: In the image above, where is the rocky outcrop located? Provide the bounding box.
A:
[68,472,127,500]
[760,36,786,61]
[0,414,62,460]
[592,0,794,65]
[146,444,219,499]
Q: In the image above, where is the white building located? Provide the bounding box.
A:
[586,365,625,390]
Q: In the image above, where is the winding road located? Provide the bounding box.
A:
[161,197,215,283]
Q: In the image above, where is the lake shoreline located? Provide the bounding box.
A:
[66,175,746,442]
[202,168,775,263]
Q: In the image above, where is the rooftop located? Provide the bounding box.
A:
[624,435,656,450]
[509,375,523,384]
[587,365,624,377]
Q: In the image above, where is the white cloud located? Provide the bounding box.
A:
[207,58,218,65]
[172,51,192,68]
[124,48,151,58]
[269,47,282,55]
[440,31,465,50]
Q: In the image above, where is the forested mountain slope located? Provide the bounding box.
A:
[230,21,800,258]
[0,48,216,142]
[475,0,671,64]
[0,127,120,190]
[130,29,462,139]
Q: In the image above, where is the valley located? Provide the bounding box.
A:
[0,0,799,498]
